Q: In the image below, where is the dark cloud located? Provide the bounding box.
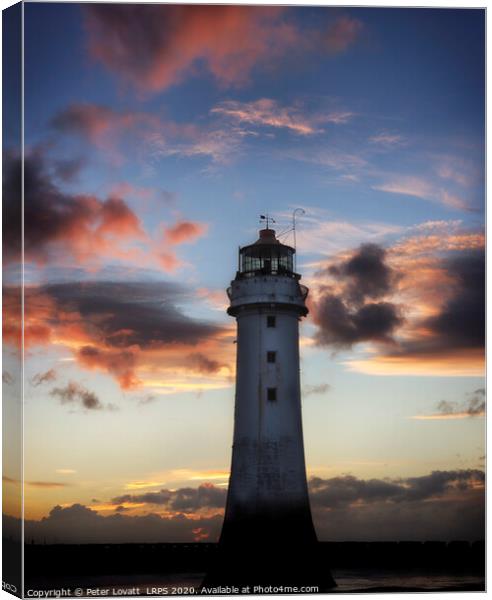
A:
[113,490,173,506]
[314,295,402,348]
[325,243,396,305]
[137,394,157,406]
[2,151,22,261]
[31,369,57,387]
[425,252,484,350]
[186,353,224,374]
[2,151,143,265]
[3,469,483,544]
[112,483,227,514]
[13,504,223,544]
[309,470,484,508]
[303,383,331,396]
[44,281,221,349]
[16,280,228,389]
[434,389,485,418]
[382,250,485,360]
[50,381,104,411]
[52,157,85,182]
[51,104,115,139]
[310,470,484,541]
[313,244,402,348]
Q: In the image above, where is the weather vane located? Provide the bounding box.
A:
[260,214,276,229]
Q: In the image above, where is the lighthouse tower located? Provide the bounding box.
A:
[203,227,335,590]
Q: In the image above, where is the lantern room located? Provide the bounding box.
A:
[237,228,297,278]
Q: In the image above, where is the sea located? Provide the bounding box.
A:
[25,569,485,596]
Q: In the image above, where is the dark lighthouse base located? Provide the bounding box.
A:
[200,540,336,593]
[201,516,336,593]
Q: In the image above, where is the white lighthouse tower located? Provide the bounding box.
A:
[203,225,335,590]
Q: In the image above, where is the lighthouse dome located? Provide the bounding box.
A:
[238,228,295,278]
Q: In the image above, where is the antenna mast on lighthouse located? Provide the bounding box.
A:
[292,208,305,271]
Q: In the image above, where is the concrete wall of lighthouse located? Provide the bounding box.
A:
[222,305,315,544]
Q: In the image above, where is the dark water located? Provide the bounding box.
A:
[25,570,485,595]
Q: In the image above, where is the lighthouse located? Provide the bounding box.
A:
[202,226,335,590]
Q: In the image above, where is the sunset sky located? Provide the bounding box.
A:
[3,3,485,544]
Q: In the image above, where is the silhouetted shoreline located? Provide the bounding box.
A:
[3,539,484,595]
[19,540,485,574]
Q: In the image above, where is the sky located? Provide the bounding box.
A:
[3,3,485,544]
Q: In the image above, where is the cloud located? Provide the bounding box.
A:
[373,175,470,211]
[185,353,225,374]
[211,99,352,135]
[5,469,484,544]
[303,383,331,396]
[50,381,105,411]
[310,470,484,542]
[164,221,208,245]
[323,243,397,304]
[412,389,485,420]
[3,150,146,267]
[310,228,484,376]
[424,252,484,349]
[4,148,208,271]
[9,281,231,391]
[52,157,85,182]
[369,132,405,147]
[112,483,227,514]
[3,477,70,489]
[10,503,223,544]
[51,102,243,167]
[27,481,71,489]
[84,5,296,92]
[382,251,484,362]
[323,15,364,53]
[31,369,57,387]
[309,469,484,508]
[312,244,403,348]
[51,104,163,164]
[314,296,402,348]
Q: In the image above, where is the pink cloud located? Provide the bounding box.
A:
[84,5,297,93]
[323,15,364,53]
[211,98,354,135]
[164,220,208,245]
[373,176,469,211]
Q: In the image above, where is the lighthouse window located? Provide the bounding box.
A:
[267,316,276,328]
[267,351,276,363]
[267,387,277,402]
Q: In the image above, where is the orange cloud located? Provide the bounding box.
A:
[4,151,208,274]
[346,348,484,377]
[4,151,148,267]
[310,229,484,377]
[7,282,234,393]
